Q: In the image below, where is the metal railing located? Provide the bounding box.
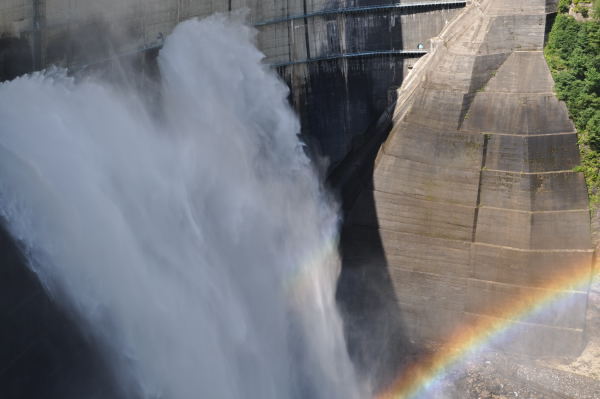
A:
[254,1,467,27]
[71,0,457,71]
[270,49,427,67]
[72,46,426,71]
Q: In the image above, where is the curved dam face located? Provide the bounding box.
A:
[0,1,466,396]
[340,0,594,369]
[0,0,465,165]
[0,0,596,396]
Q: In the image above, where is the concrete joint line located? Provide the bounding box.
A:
[477,91,559,95]
[371,188,477,209]
[380,150,482,173]
[472,132,489,241]
[478,131,577,137]
[482,169,580,175]
[473,241,595,254]
[270,49,427,67]
[461,311,585,331]
[476,205,591,215]
[466,277,588,296]
[373,226,469,243]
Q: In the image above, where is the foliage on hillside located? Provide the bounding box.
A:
[545,0,600,207]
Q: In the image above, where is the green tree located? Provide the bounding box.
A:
[586,112,600,150]
[545,11,600,207]
[547,15,581,60]
[558,0,572,13]
[585,67,600,95]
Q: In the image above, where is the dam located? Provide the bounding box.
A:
[0,0,465,164]
[0,0,597,397]
[341,0,593,358]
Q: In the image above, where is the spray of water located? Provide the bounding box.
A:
[0,15,363,399]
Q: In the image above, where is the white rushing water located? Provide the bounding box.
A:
[0,15,363,399]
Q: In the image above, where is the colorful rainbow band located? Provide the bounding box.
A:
[377,258,595,399]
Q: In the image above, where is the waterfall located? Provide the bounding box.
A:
[0,15,363,399]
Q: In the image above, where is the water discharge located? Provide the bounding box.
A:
[0,15,363,399]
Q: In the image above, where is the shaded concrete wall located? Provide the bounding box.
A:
[274,5,463,164]
[0,1,464,165]
[341,0,594,361]
[0,225,124,399]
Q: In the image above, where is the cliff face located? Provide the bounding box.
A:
[341,0,594,358]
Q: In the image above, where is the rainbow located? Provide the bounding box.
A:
[377,256,596,399]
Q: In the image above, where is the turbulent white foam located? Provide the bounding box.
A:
[0,15,362,399]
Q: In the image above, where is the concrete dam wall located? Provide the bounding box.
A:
[0,1,466,396]
[0,0,595,396]
[0,0,464,165]
[340,0,594,364]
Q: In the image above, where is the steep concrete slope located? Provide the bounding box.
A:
[342,0,594,357]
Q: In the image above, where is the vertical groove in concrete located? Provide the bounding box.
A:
[302,0,311,59]
[32,0,45,70]
[471,133,489,242]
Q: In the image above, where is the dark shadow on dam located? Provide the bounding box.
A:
[278,0,409,168]
[0,225,125,399]
[330,102,413,392]
[0,7,417,394]
[0,36,33,82]
[0,31,157,397]
[308,1,414,390]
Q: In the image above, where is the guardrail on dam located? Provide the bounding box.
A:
[253,1,467,26]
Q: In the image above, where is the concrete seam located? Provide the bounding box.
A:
[477,91,560,95]
[270,50,426,68]
[473,241,595,253]
[477,206,591,214]
[352,223,471,242]
[483,169,580,175]
[356,225,595,253]
[461,311,585,332]
[471,132,489,242]
[465,276,589,295]
[478,131,577,137]
[385,266,589,297]
[369,187,477,209]
[381,149,482,172]
[302,0,310,60]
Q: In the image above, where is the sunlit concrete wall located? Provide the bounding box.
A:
[342,0,594,357]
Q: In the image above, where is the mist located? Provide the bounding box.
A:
[0,15,363,399]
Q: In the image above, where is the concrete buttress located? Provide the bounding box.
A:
[340,0,594,360]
